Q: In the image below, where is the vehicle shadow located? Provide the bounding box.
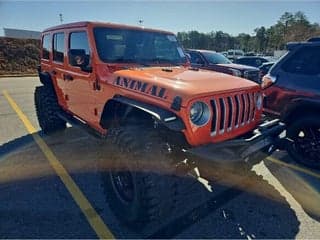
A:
[140,166,301,239]
[264,152,320,222]
[0,128,301,239]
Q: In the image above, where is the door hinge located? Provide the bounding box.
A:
[93,81,101,91]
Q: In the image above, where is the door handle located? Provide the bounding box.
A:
[63,74,74,81]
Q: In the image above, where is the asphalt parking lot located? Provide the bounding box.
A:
[1,76,320,239]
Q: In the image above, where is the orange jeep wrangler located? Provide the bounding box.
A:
[36,21,284,229]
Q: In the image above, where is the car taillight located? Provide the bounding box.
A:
[261,74,277,89]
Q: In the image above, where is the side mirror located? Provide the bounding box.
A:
[68,49,92,72]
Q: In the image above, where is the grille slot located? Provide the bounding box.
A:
[227,97,233,129]
[219,98,225,132]
[210,100,217,134]
[235,95,240,127]
[241,94,246,125]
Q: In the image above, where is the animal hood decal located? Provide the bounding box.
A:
[113,77,168,99]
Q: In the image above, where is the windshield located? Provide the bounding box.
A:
[202,51,232,64]
[93,27,187,66]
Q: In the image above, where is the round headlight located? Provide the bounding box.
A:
[256,92,263,110]
[189,101,211,126]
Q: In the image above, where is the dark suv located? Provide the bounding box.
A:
[262,38,320,168]
[186,49,261,83]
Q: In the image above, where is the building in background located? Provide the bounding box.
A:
[3,28,41,40]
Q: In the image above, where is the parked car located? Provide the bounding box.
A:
[244,52,256,56]
[234,56,269,68]
[259,62,275,80]
[262,37,320,168]
[186,49,261,83]
[226,49,244,61]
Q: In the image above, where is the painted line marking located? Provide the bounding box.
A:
[3,90,114,239]
[266,156,320,180]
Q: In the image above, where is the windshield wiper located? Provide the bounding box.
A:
[113,57,150,67]
[150,58,181,66]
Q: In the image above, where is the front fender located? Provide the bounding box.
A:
[100,96,186,131]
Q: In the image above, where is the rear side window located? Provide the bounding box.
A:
[282,46,320,75]
[69,31,90,54]
[53,33,65,63]
[42,34,51,59]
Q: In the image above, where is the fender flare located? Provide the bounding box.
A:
[38,71,53,86]
[100,96,186,131]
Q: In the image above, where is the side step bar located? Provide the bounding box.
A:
[57,112,106,139]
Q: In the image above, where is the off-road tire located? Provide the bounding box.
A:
[34,85,66,134]
[286,115,320,169]
[100,126,180,230]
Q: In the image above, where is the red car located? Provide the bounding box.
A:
[186,49,261,83]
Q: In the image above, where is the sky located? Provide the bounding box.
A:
[0,0,319,36]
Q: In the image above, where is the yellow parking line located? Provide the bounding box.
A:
[266,156,320,180]
[3,90,114,239]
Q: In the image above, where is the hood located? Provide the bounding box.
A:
[217,63,259,71]
[111,67,260,106]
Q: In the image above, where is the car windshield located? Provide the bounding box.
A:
[93,27,187,66]
[201,51,232,64]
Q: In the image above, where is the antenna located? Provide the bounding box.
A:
[138,19,144,27]
[59,13,63,24]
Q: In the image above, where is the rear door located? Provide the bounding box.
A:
[51,32,68,109]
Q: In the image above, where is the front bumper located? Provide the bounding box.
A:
[186,119,285,165]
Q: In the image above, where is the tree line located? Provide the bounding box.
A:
[177,11,320,54]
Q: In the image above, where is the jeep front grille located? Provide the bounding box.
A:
[210,92,256,136]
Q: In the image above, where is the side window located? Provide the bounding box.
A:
[69,31,90,67]
[282,46,320,75]
[53,32,65,63]
[69,31,90,54]
[189,52,205,65]
[42,34,51,60]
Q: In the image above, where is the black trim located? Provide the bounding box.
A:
[281,98,320,122]
[38,71,53,86]
[186,120,285,165]
[171,96,182,111]
[101,96,186,131]
[57,112,105,138]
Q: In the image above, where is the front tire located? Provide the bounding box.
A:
[100,126,179,230]
[287,115,320,169]
[34,85,66,134]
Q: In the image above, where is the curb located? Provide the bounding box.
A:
[0,74,38,78]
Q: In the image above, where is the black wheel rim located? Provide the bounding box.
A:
[110,171,135,203]
[291,125,320,165]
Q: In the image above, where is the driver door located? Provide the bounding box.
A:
[64,30,97,123]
